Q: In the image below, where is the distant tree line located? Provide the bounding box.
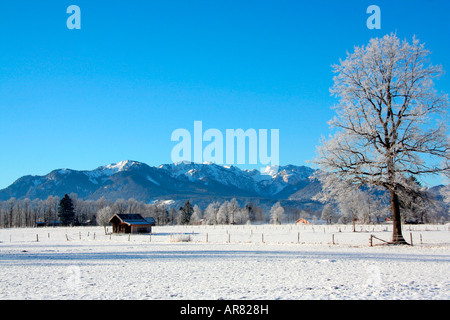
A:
[0,194,321,228]
[0,182,448,228]
[317,177,449,226]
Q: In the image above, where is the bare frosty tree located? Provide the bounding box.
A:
[204,201,220,224]
[442,184,450,205]
[314,33,449,244]
[96,206,113,234]
[321,203,336,225]
[358,188,389,224]
[270,202,285,225]
[343,191,360,230]
[228,198,240,224]
[190,204,203,225]
[216,201,230,224]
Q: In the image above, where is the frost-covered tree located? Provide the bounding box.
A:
[270,202,285,224]
[44,195,59,226]
[356,187,389,224]
[314,34,449,244]
[112,198,127,214]
[168,207,178,225]
[126,198,141,214]
[190,204,203,225]
[235,207,250,224]
[228,198,240,224]
[321,203,336,225]
[337,190,361,232]
[366,189,389,224]
[204,201,220,224]
[441,184,450,206]
[216,201,230,224]
[96,206,113,234]
[298,209,311,221]
[147,203,169,225]
[5,197,16,228]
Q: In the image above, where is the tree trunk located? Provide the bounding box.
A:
[390,188,408,244]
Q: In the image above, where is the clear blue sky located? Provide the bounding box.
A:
[0,0,449,189]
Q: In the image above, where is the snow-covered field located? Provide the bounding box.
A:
[0,224,449,300]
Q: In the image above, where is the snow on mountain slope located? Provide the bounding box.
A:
[0,160,317,201]
[87,160,142,177]
[98,160,141,175]
[160,162,253,185]
[158,162,316,197]
[82,160,144,184]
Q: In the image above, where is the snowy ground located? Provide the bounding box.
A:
[0,224,449,300]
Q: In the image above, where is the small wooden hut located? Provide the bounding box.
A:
[295,218,310,225]
[109,214,155,234]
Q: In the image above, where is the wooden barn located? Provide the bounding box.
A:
[109,214,156,234]
[295,218,310,225]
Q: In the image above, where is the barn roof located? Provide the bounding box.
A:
[295,218,310,224]
[109,214,155,226]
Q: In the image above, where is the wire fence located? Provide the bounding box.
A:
[2,223,449,247]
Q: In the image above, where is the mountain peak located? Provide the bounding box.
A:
[97,160,142,175]
[0,160,319,202]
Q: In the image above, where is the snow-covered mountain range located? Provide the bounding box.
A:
[0,160,320,205]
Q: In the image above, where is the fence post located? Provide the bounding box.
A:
[410,232,413,246]
[369,234,373,247]
[36,234,39,242]
[206,233,208,243]
[332,234,335,245]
